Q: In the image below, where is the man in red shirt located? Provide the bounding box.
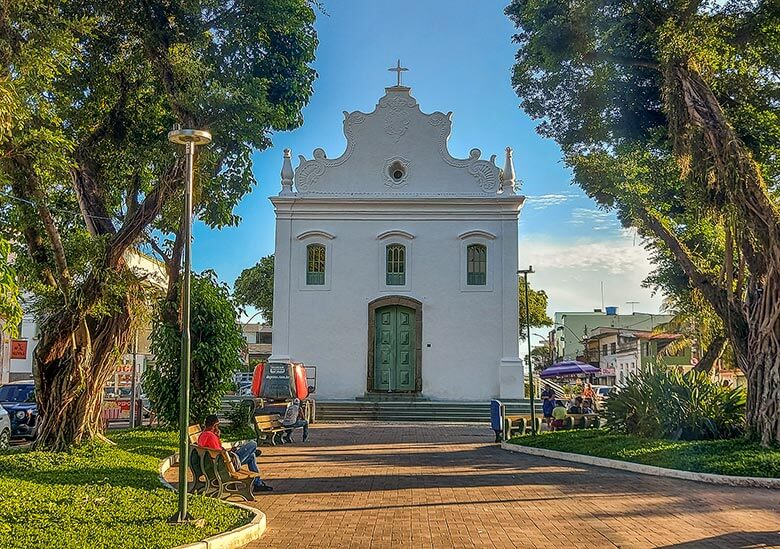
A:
[197,415,272,492]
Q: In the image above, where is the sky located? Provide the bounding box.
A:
[191,0,666,319]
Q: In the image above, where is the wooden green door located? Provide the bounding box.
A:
[374,305,416,392]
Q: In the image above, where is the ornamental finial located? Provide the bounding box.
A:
[280,148,294,196]
[500,147,517,195]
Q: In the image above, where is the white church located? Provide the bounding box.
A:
[269,68,526,401]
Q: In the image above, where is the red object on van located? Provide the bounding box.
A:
[251,360,309,401]
[251,362,265,397]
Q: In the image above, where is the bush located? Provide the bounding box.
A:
[226,399,255,431]
[143,271,245,426]
[604,365,746,440]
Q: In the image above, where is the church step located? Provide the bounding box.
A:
[314,400,543,423]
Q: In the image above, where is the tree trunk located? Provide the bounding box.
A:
[693,336,727,373]
[743,277,780,447]
[661,62,780,446]
[33,283,135,451]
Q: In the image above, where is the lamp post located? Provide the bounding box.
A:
[518,267,537,435]
[168,128,212,523]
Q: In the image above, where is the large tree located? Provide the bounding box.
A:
[506,0,780,444]
[0,0,317,449]
[233,254,275,323]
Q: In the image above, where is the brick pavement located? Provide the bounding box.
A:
[171,423,780,548]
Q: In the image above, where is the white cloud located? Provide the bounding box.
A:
[519,232,665,317]
[569,207,621,232]
[524,193,577,209]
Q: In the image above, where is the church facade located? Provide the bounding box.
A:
[269,82,525,401]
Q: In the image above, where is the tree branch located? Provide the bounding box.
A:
[108,160,185,268]
[638,208,733,319]
[13,157,70,293]
[582,50,659,71]
[693,335,727,373]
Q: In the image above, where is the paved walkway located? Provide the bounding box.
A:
[173,423,780,548]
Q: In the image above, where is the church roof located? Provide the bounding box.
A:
[279,86,521,199]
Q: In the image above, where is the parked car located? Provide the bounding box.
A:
[593,385,617,399]
[0,405,10,450]
[0,381,39,440]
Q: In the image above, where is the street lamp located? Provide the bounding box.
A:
[168,128,212,523]
[518,266,537,435]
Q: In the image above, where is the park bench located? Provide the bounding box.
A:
[503,415,543,439]
[253,413,288,445]
[190,445,260,501]
[186,424,260,501]
[557,413,600,430]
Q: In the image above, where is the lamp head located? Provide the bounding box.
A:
[168,128,212,145]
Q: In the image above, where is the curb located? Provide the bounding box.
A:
[159,450,267,549]
[500,441,780,489]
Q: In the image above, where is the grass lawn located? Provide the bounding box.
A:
[508,429,780,478]
[0,429,253,549]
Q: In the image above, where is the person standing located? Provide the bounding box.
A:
[281,398,309,443]
[197,415,273,492]
[541,384,556,426]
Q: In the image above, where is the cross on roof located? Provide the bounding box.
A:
[388,59,409,87]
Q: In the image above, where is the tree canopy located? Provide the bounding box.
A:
[0,0,318,449]
[519,278,553,339]
[233,254,275,323]
[507,0,780,444]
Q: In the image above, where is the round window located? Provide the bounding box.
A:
[388,161,406,181]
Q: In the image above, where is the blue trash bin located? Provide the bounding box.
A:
[490,399,504,442]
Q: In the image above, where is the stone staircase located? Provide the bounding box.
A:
[314,399,543,423]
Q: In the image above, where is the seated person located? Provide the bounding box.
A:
[197,415,272,492]
[281,398,309,443]
[567,396,584,415]
[550,400,567,430]
[581,398,594,414]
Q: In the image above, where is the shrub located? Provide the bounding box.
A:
[143,271,245,426]
[604,365,746,440]
[226,399,255,431]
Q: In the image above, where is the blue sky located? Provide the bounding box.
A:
[191,0,666,317]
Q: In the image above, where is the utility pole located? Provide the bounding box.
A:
[167,127,212,523]
[129,328,138,429]
[518,267,537,435]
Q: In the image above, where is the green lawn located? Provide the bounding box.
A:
[0,429,253,549]
[508,429,780,478]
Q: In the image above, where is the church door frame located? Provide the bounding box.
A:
[367,296,422,394]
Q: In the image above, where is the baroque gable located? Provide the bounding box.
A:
[288,87,515,197]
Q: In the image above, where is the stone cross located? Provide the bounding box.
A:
[388,59,408,87]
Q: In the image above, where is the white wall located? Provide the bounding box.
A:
[271,199,523,401]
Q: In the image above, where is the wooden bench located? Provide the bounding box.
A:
[554,413,600,430]
[565,413,600,429]
[253,414,288,445]
[186,424,261,501]
[503,415,543,439]
[190,445,260,502]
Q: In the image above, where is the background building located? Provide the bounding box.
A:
[550,308,674,362]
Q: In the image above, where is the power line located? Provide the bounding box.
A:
[0,191,116,221]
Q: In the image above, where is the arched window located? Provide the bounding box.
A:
[466,244,487,285]
[386,244,406,286]
[306,244,326,285]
